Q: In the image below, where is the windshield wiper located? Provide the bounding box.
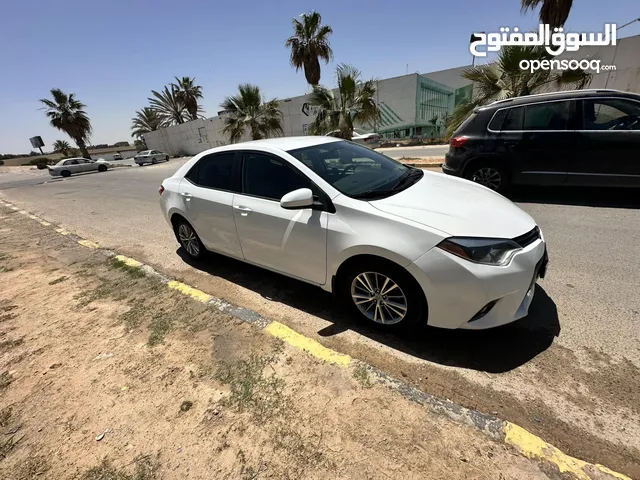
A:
[352,169,423,200]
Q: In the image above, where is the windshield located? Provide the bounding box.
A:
[137,150,149,155]
[287,140,419,199]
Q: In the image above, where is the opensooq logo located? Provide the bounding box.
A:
[469,24,617,57]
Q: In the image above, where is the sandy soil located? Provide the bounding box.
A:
[0,207,559,479]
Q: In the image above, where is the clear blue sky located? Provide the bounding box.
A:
[1,0,638,154]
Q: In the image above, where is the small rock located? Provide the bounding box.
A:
[93,353,113,361]
[180,401,193,412]
[95,432,106,441]
[49,363,62,369]
[212,408,220,416]
[285,357,293,365]
[534,417,541,423]
[492,411,498,415]
[460,458,468,463]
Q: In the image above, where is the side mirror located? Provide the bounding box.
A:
[280,188,314,209]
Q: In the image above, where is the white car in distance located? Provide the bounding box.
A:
[159,137,548,331]
[47,158,109,177]
[135,150,170,166]
[326,128,381,149]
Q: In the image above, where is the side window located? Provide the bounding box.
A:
[583,98,640,131]
[502,107,524,131]
[488,109,508,131]
[242,153,311,201]
[65,159,79,165]
[523,101,577,131]
[188,153,237,190]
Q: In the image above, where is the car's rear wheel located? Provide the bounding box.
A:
[137,163,144,166]
[465,161,509,193]
[151,157,157,164]
[174,219,205,260]
[61,170,71,178]
[338,260,425,330]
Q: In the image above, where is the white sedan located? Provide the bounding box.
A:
[134,150,170,166]
[48,158,109,177]
[326,128,381,149]
[159,137,548,331]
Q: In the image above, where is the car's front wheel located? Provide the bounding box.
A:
[98,164,107,172]
[174,218,206,260]
[464,161,509,193]
[338,260,425,330]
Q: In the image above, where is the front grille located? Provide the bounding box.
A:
[512,226,541,248]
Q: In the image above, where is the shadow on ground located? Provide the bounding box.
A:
[510,186,640,209]
[178,248,560,374]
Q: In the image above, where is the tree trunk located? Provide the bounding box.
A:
[76,139,91,159]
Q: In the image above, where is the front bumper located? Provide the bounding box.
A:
[406,238,547,330]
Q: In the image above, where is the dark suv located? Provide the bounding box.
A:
[443,89,640,193]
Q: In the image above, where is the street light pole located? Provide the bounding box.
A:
[604,18,640,89]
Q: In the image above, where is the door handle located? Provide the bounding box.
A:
[233,205,252,216]
[181,192,192,202]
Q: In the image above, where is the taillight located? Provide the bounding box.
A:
[158,185,165,195]
[450,136,469,148]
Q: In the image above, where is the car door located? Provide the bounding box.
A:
[64,159,81,173]
[233,151,328,285]
[81,159,96,172]
[178,151,244,259]
[571,97,640,187]
[495,101,578,186]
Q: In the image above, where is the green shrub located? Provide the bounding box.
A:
[0,160,4,166]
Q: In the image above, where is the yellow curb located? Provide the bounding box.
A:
[40,221,51,226]
[11,207,19,210]
[504,422,631,480]
[55,228,70,235]
[78,239,100,249]
[264,321,352,367]
[167,280,212,303]
[28,214,39,220]
[114,255,143,268]
[18,210,29,215]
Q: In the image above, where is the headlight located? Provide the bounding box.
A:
[437,237,522,266]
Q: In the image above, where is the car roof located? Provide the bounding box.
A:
[217,136,341,152]
[57,157,85,164]
[479,89,640,111]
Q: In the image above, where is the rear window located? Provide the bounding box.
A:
[186,152,237,191]
[502,107,524,131]
[488,109,508,131]
[455,112,477,134]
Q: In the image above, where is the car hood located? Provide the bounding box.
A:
[369,171,536,238]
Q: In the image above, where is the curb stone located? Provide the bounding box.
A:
[0,199,631,480]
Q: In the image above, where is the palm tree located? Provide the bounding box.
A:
[521,0,573,28]
[285,11,333,86]
[446,44,591,136]
[52,140,71,156]
[148,86,187,126]
[131,107,163,139]
[428,115,440,137]
[308,64,380,140]
[171,76,204,121]
[220,84,283,143]
[40,88,93,159]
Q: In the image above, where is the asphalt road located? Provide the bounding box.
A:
[377,144,449,158]
[1,160,639,475]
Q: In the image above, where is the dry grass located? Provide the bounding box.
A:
[76,456,160,480]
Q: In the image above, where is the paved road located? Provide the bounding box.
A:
[377,144,448,159]
[1,160,639,475]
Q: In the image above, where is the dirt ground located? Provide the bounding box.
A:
[0,209,563,479]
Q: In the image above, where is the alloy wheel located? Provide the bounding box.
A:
[178,223,200,257]
[471,167,502,190]
[350,272,407,325]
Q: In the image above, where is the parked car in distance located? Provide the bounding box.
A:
[113,152,123,160]
[159,136,548,332]
[47,157,109,177]
[135,150,169,166]
[326,128,381,149]
[444,89,640,193]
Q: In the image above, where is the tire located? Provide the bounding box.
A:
[165,156,169,161]
[98,164,107,172]
[137,163,144,167]
[61,170,71,178]
[151,157,157,164]
[174,218,206,260]
[337,259,426,330]
[464,160,509,194]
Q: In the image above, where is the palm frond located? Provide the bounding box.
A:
[521,0,573,28]
[285,10,333,85]
[220,84,284,142]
